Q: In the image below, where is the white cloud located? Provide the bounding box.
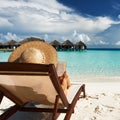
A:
[0,0,120,47]
[72,30,91,43]
[96,23,120,46]
[92,17,115,32]
[44,34,49,41]
[0,17,13,27]
[73,30,77,37]
[0,0,74,34]
[77,34,91,42]
[0,0,117,34]
[4,32,20,41]
[0,32,21,43]
[118,15,120,19]
[99,40,108,45]
[116,41,120,45]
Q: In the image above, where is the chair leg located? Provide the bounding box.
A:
[0,92,4,103]
[52,95,60,120]
[0,105,20,120]
[82,84,86,98]
[64,84,86,120]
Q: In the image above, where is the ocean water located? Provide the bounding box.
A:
[0,51,11,62]
[1,50,120,82]
[58,50,120,81]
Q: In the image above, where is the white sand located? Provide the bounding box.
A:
[58,82,120,120]
[0,82,120,120]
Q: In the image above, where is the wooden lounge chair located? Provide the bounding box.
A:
[0,62,85,120]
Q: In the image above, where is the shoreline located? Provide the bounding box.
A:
[69,76,120,82]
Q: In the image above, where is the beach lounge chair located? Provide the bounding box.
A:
[0,62,85,120]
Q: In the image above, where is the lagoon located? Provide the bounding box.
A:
[58,50,120,82]
[1,50,120,82]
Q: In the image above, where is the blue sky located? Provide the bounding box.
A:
[0,0,120,48]
[58,0,120,19]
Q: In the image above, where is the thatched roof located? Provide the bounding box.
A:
[62,40,74,46]
[19,37,45,44]
[75,41,87,49]
[75,41,85,45]
[50,40,61,46]
[4,40,19,45]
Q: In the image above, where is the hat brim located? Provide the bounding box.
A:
[8,41,58,66]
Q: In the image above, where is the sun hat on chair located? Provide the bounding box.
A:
[8,41,58,66]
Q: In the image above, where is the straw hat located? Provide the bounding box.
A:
[8,41,58,66]
[18,48,45,64]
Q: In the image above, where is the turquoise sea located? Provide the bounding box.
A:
[1,50,120,82]
[58,50,120,82]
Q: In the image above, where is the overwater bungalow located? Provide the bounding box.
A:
[61,40,74,51]
[50,40,61,51]
[3,40,20,50]
[0,37,87,52]
[75,41,87,50]
[0,42,3,49]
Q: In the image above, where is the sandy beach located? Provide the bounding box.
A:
[0,81,120,120]
[58,82,120,120]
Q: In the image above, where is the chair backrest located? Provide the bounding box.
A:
[0,62,69,107]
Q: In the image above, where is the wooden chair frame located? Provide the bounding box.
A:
[0,62,85,120]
